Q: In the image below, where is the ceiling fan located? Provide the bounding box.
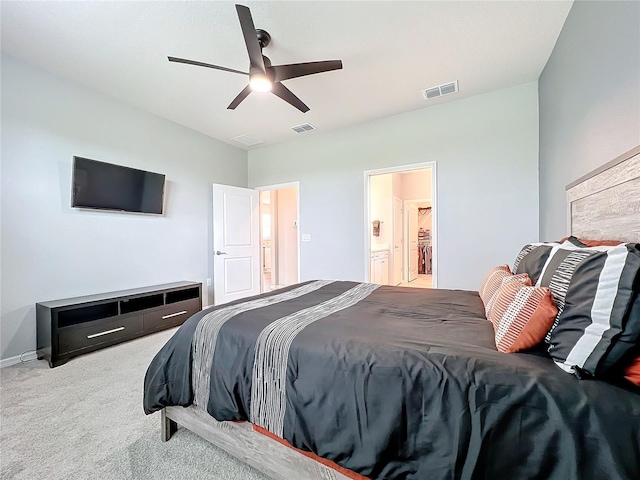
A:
[168,4,343,113]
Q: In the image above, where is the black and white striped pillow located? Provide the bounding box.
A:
[512,242,560,285]
[538,242,640,377]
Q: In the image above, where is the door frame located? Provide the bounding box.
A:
[363,162,437,288]
[255,181,301,291]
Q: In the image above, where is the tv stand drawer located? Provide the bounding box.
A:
[143,299,200,331]
[58,315,143,354]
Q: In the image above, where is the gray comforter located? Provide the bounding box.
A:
[144,281,640,479]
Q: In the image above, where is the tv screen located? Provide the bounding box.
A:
[72,157,165,214]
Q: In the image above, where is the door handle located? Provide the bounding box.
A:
[215,251,228,255]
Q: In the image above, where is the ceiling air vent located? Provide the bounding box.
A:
[231,134,264,147]
[422,80,459,100]
[291,123,316,134]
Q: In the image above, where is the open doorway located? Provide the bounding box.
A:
[403,198,433,288]
[365,164,436,289]
[258,184,300,292]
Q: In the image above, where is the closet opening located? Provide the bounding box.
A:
[364,163,436,289]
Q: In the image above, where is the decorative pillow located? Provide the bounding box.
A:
[478,265,530,317]
[488,281,558,353]
[560,236,624,247]
[512,242,560,284]
[479,265,510,305]
[537,242,640,377]
[607,290,640,374]
[624,355,640,387]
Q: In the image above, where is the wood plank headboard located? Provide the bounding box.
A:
[566,145,640,243]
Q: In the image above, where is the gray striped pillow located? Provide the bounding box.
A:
[513,242,560,285]
[538,242,640,377]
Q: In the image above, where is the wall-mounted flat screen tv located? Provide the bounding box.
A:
[72,156,166,214]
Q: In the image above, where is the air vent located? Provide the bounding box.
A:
[422,80,459,100]
[291,123,316,134]
[231,134,264,147]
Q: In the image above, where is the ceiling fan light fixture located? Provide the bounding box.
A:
[249,74,272,92]
[168,4,342,112]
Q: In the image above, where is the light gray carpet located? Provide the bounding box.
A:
[0,329,269,480]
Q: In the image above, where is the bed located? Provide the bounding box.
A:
[143,146,640,480]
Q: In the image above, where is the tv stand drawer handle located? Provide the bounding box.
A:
[87,327,125,339]
[162,310,187,320]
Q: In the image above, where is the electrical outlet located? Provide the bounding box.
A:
[206,278,212,287]
[301,234,312,242]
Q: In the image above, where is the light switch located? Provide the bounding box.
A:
[301,234,312,242]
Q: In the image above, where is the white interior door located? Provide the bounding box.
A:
[213,184,260,305]
[393,197,403,285]
[408,204,418,282]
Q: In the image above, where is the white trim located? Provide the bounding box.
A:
[254,182,301,288]
[255,182,300,192]
[364,162,437,288]
[1,351,38,368]
[405,201,418,282]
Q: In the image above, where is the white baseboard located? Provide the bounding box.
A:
[0,351,38,368]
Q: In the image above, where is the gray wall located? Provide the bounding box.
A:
[249,82,540,290]
[539,1,640,240]
[0,55,247,361]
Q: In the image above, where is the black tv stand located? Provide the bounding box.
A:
[36,281,202,368]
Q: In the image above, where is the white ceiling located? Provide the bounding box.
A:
[1,1,573,149]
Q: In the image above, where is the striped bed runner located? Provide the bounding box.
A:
[191,280,334,409]
[191,280,380,441]
[250,282,379,437]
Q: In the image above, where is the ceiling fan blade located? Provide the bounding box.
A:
[271,60,343,83]
[227,85,252,110]
[235,4,266,74]
[168,57,248,76]
[271,82,310,113]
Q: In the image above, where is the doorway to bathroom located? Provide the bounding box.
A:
[258,183,300,293]
[364,163,436,288]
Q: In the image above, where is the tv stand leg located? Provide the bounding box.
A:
[161,408,178,442]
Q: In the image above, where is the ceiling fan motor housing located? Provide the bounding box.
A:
[256,29,271,49]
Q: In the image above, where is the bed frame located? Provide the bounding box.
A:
[161,144,640,480]
[161,406,350,479]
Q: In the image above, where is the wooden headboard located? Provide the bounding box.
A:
[566,145,640,242]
